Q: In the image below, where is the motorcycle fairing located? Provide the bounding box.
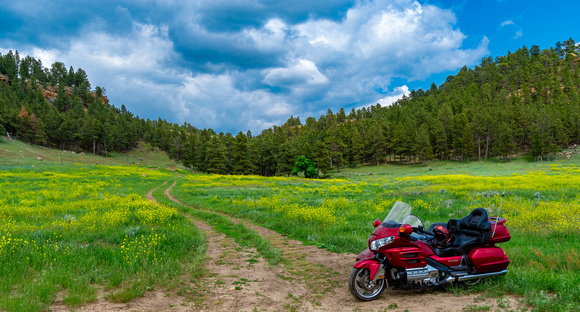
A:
[413,240,435,257]
[383,246,427,268]
[356,248,375,262]
[430,254,463,268]
[353,258,383,280]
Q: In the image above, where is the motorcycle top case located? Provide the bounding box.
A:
[489,217,511,243]
[468,246,510,273]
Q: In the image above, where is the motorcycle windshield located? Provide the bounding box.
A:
[402,215,423,228]
[384,201,412,224]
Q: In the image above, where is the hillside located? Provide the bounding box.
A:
[2,38,580,176]
[0,137,181,169]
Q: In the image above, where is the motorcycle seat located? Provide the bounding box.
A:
[432,208,492,257]
[448,208,491,237]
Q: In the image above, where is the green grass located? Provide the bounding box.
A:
[168,157,580,311]
[332,156,574,180]
[0,165,205,311]
[152,182,282,266]
[3,137,580,311]
[0,138,181,168]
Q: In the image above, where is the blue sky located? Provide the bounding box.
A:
[1,0,578,134]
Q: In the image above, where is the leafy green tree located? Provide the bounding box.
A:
[291,155,317,178]
[306,165,317,179]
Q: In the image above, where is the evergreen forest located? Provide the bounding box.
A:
[1,38,580,176]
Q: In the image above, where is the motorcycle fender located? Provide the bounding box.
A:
[353,259,384,281]
[356,248,375,262]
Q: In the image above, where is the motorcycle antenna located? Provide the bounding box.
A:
[492,164,510,238]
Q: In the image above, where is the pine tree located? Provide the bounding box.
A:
[277,141,296,176]
[415,124,433,164]
[205,135,228,174]
[232,131,251,175]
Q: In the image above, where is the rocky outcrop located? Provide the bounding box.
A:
[42,85,58,100]
[0,74,109,107]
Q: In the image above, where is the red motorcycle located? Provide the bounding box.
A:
[349,201,510,301]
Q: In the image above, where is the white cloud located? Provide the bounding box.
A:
[501,20,514,27]
[292,0,488,83]
[245,18,288,52]
[13,0,489,133]
[360,85,411,109]
[66,22,177,73]
[499,19,522,40]
[263,59,328,87]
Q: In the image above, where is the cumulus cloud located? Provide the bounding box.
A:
[1,0,489,133]
[263,59,328,88]
[359,85,411,110]
[376,86,411,107]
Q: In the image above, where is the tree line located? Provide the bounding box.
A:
[1,38,580,176]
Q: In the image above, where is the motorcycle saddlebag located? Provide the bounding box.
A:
[468,246,510,273]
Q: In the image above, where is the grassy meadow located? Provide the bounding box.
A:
[1,138,580,311]
[170,158,580,311]
[0,139,178,168]
[0,160,205,311]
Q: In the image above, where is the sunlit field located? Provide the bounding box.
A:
[171,161,580,311]
[2,151,580,311]
[0,164,205,312]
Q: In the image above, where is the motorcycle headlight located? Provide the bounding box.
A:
[370,236,395,251]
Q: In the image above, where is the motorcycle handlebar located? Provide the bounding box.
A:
[414,225,434,236]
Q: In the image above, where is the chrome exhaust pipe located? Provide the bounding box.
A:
[446,270,507,283]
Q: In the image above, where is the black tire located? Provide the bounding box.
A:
[348,267,386,301]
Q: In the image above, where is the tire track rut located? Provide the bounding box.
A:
[162,180,523,312]
[56,180,523,311]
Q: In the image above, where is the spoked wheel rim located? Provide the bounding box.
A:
[349,268,385,301]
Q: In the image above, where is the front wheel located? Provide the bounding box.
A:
[348,267,386,301]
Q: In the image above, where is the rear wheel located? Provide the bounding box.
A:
[348,267,386,301]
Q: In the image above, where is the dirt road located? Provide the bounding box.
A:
[53,180,523,312]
